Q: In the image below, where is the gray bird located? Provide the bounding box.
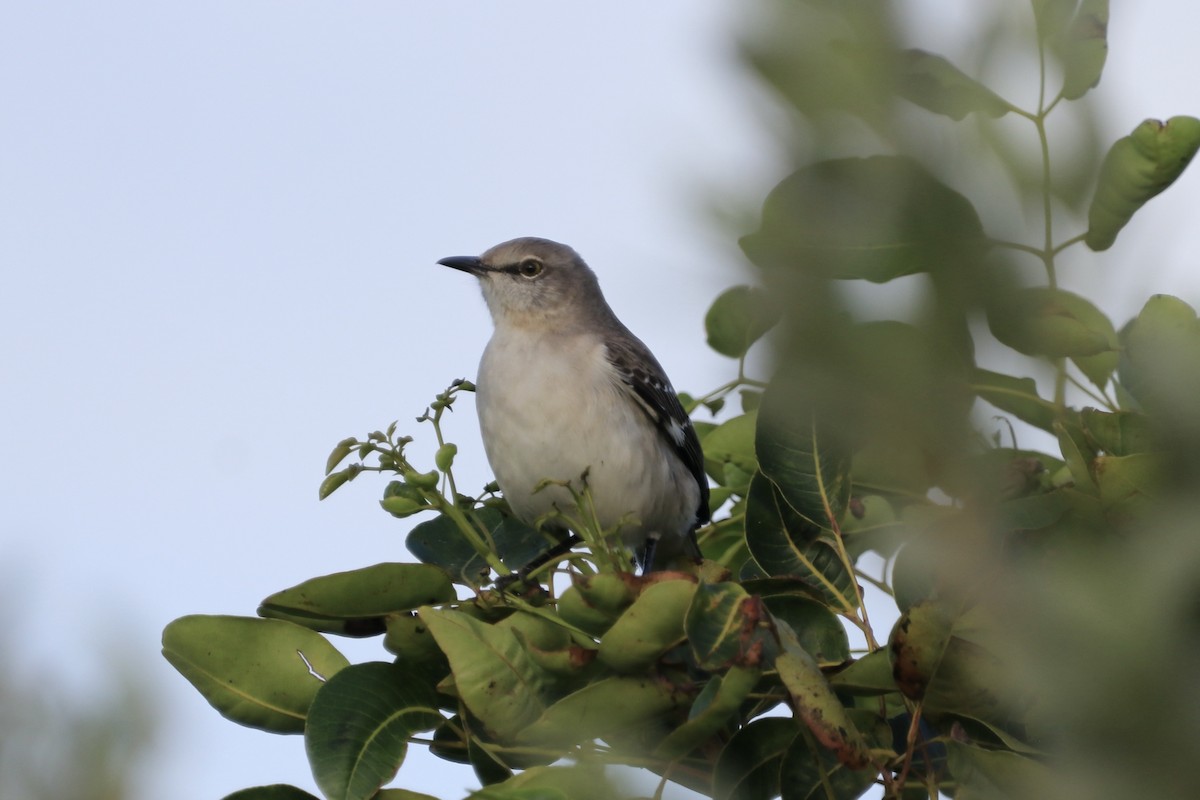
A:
[438,237,709,572]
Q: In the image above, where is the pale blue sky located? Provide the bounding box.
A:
[2,3,1197,799]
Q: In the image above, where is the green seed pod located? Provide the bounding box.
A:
[405,469,441,490]
[1086,116,1200,251]
[434,443,458,472]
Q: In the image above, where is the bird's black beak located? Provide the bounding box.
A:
[437,255,486,274]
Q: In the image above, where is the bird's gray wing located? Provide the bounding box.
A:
[604,335,711,526]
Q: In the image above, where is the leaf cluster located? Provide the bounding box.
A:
[163,3,1200,799]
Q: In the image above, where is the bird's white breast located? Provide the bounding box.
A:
[475,325,697,550]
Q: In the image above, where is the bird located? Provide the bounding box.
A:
[438,237,709,573]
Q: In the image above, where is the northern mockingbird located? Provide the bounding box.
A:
[438,237,709,571]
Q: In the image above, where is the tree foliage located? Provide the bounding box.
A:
[165,3,1200,798]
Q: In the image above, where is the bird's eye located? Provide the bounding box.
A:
[517,258,544,278]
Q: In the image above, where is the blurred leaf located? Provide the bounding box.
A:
[756,384,851,528]
[1093,453,1164,517]
[895,49,1009,120]
[945,740,1051,797]
[162,615,349,734]
[1118,295,1200,428]
[654,666,762,759]
[305,662,442,800]
[740,4,900,130]
[1055,0,1109,100]
[713,717,801,800]
[987,287,1116,359]
[1080,408,1157,455]
[745,473,857,611]
[702,412,759,487]
[741,156,987,283]
[993,489,1072,531]
[1032,0,1077,41]
[971,368,1058,433]
[419,607,548,741]
[516,676,688,749]
[1055,419,1098,493]
[1086,116,1200,251]
[706,285,780,358]
[222,786,321,800]
[258,563,455,635]
[596,578,697,673]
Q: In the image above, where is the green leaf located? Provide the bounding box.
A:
[653,666,762,759]
[744,472,858,611]
[970,367,1058,433]
[828,649,896,695]
[705,285,780,358]
[382,613,450,687]
[419,607,549,741]
[466,764,619,800]
[756,385,851,528]
[1086,116,1200,251]
[305,662,443,800]
[888,601,953,701]
[779,728,879,800]
[987,287,1117,360]
[838,494,905,559]
[596,578,697,673]
[376,791,442,800]
[776,647,870,769]
[763,596,850,667]
[222,786,321,800]
[1056,0,1109,100]
[890,604,1024,740]
[740,155,988,283]
[430,714,513,783]
[258,563,456,635]
[713,717,801,800]
[686,582,775,670]
[406,508,550,585]
[516,676,688,749]
[319,466,359,500]
[701,412,759,487]
[325,437,358,475]
[895,49,1009,120]
[162,615,349,734]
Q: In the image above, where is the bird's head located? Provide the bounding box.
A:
[439,237,609,328]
